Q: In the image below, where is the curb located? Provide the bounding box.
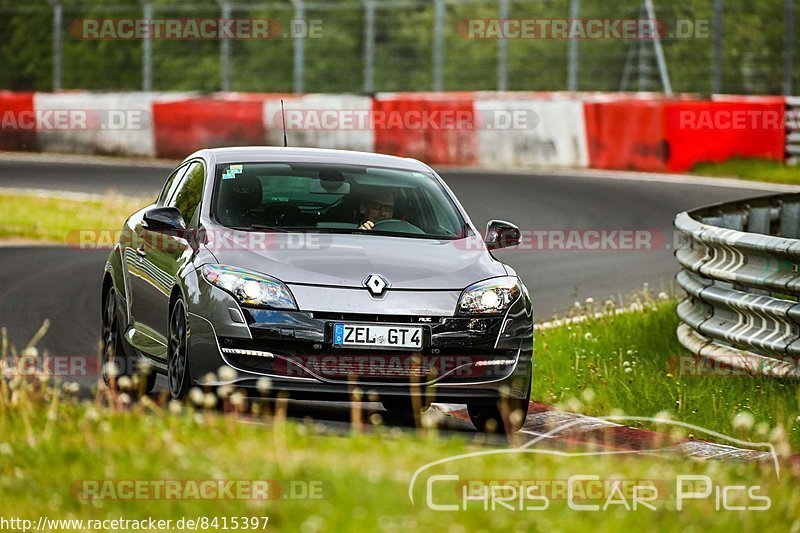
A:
[436,402,779,463]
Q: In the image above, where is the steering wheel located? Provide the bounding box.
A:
[370,219,424,234]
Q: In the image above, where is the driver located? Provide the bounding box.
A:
[358,189,395,230]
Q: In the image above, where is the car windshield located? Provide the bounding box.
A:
[211,162,467,239]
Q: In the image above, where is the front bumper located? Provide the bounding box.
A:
[185,277,533,402]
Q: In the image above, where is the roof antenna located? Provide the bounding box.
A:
[280,99,288,147]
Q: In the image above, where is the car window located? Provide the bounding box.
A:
[212,162,466,239]
[158,164,189,206]
[167,161,205,224]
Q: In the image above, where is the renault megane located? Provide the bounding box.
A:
[101,147,533,433]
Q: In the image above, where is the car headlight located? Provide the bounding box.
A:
[202,264,297,310]
[457,276,522,315]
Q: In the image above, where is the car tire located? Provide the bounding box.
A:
[467,387,530,435]
[167,297,191,400]
[102,286,158,394]
[381,396,431,416]
[101,287,133,386]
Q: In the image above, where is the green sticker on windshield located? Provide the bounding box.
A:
[222,164,243,180]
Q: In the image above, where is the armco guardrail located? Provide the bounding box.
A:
[787,96,800,166]
[674,193,800,377]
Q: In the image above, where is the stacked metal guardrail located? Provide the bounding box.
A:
[788,97,800,166]
[675,193,800,377]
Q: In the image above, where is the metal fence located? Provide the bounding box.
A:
[675,193,800,378]
[0,0,797,95]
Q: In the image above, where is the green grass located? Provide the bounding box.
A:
[0,379,797,530]
[0,193,149,243]
[1,298,800,528]
[533,297,800,452]
[691,158,800,185]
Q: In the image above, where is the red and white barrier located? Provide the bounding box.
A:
[0,90,791,174]
[33,92,188,157]
[475,93,588,168]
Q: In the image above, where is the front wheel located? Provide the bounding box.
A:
[381,396,431,416]
[167,298,191,399]
[101,287,126,386]
[101,287,157,394]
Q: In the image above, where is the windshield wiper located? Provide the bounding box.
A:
[226,224,290,232]
[248,224,291,232]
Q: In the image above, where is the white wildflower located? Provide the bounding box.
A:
[202,393,218,409]
[732,412,755,431]
[117,376,132,391]
[581,388,596,403]
[188,387,204,406]
[217,366,237,382]
[256,377,272,394]
[229,391,246,408]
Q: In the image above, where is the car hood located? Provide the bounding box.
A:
[205,230,507,290]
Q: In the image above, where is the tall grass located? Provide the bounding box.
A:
[1,323,798,530]
[534,293,800,452]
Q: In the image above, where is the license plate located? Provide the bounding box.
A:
[332,323,423,349]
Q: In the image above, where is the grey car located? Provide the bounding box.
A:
[102,147,533,432]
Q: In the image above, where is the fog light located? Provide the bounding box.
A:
[221,347,274,358]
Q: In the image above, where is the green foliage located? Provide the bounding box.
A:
[691,158,800,184]
[0,0,795,94]
[534,297,800,451]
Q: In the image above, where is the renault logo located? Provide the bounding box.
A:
[363,274,389,296]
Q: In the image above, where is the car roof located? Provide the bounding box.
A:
[191,147,433,173]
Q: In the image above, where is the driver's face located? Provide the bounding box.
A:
[361,192,394,222]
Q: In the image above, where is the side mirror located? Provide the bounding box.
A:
[142,206,186,233]
[484,220,521,250]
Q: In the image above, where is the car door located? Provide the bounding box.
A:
[139,161,206,346]
[127,162,191,356]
